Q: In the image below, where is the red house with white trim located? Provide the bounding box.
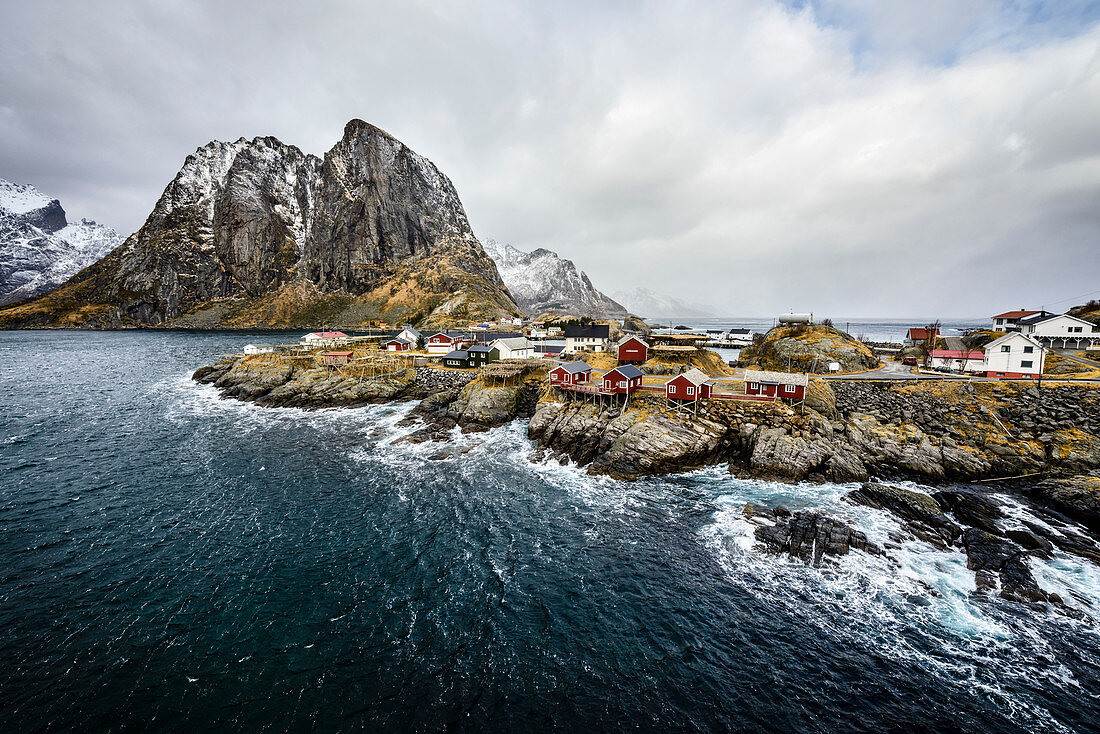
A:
[616,336,649,364]
[743,370,808,400]
[384,338,411,352]
[549,361,592,386]
[426,332,465,355]
[665,368,714,401]
[601,365,644,394]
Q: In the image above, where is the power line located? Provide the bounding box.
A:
[1041,287,1100,311]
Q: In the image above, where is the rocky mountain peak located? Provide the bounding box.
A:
[0,121,518,328]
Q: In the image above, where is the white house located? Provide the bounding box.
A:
[1017,313,1099,349]
[563,324,610,354]
[396,325,422,346]
[990,310,1048,331]
[243,344,274,355]
[981,332,1045,378]
[490,337,533,360]
[302,331,350,346]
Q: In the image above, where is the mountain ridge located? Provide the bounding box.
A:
[0,179,123,306]
[482,239,627,318]
[0,120,520,329]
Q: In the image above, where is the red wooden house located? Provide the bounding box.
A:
[743,370,807,400]
[549,361,592,386]
[665,368,714,401]
[384,338,411,352]
[616,336,650,364]
[601,365,644,394]
[426,331,465,355]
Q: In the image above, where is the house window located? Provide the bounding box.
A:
[1021,360,1033,368]
[619,381,627,388]
[686,386,695,396]
[1000,345,1010,352]
[669,385,676,394]
[748,382,759,390]
[1023,346,1033,353]
[785,384,797,394]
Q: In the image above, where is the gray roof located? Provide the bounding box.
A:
[400,325,422,337]
[468,344,492,353]
[608,365,644,380]
[443,350,469,360]
[557,360,592,374]
[942,336,966,351]
[492,337,531,350]
[677,367,715,386]
[743,369,809,386]
[563,324,610,339]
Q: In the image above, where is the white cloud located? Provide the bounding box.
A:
[0,0,1097,317]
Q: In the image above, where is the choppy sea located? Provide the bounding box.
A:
[1,329,1098,732]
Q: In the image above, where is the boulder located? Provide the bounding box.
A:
[1028,477,1100,534]
[932,490,1002,534]
[961,528,1049,603]
[753,509,880,565]
[846,482,961,549]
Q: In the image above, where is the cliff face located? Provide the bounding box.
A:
[482,239,627,318]
[0,120,520,328]
[0,179,123,306]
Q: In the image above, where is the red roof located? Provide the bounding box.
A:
[906,327,939,340]
[930,349,984,360]
[992,310,1040,320]
[309,331,348,338]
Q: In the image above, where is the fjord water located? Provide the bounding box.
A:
[2,331,1099,732]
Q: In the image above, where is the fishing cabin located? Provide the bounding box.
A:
[426,332,465,355]
[743,369,808,400]
[616,336,649,364]
[384,338,411,352]
[665,368,714,401]
[601,365,644,394]
[442,350,472,368]
[549,361,592,386]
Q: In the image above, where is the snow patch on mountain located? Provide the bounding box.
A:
[0,179,123,305]
[482,239,627,318]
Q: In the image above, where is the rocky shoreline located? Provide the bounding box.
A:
[194,353,1100,521]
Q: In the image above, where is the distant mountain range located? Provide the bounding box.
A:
[0,179,123,306]
[482,239,627,318]
[0,120,520,328]
[611,288,714,320]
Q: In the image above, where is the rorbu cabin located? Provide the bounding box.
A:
[323,350,354,367]
[442,350,472,368]
[616,336,649,364]
[743,369,808,400]
[467,344,494,367]
[665,368,714,401]
[426,332,466,355]
[384,338,411,352]
[601,365,644,394]
[548,361,592,386]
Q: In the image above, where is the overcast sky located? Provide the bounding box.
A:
[2,1,1099,319]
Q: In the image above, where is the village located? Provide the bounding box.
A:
[224,304,1100,428]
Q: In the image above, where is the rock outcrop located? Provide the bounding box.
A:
[0,120,520,329]
[741,324,879,374]
[482,239,627,318]
[747,505,881,565]
[847,482,962,549]
[0,179,123,306]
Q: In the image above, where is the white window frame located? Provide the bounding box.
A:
[686,386,695,396]
[784,384,797,394]
[1001,345,1011,352]
[748,382,759,390]
[1021,360,1033,368]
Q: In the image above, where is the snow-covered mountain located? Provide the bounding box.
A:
[0,179,123,305]
[482,239,627,318]
[611,287,715,320]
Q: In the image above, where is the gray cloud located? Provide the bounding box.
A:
[1,0,1098,318]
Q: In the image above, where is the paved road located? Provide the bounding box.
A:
[1056,350,1100,370]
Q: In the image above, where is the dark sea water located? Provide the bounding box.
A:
[2,330,1100,732]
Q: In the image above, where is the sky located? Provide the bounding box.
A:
[1,0,1099,319]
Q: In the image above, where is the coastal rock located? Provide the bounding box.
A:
[752,509,880,565]
[528,400,728,480]
[1027,476,1100,533]
[961,528,1049,603]
[740,324,878,374]
[932,490,1003,535]
[747,428,868,483]
[450,382,524,429]
[847,482,961,549]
